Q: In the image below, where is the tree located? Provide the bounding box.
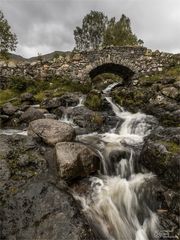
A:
[74,11,108,51]
[103,17,116,46]
[74,11,144,51]
[112,14,143,46]
[0,10,17,58]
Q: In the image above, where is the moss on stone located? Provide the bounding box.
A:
[159,141,180,154]
[85,93,103,111]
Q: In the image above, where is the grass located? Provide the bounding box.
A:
[0,89,17,106]
[0,75,92,106]
[139,64,180,84]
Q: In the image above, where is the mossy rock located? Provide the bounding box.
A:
[140,127,180,189]
[85,91,103,111]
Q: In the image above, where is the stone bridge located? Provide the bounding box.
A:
[0,46,177,89]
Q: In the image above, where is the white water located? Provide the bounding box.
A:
[75,90,159,240]
[103,82,120,94]
[59,95,85,126]
[0,129,27,136]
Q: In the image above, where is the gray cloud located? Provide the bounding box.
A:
[0,0,180,57]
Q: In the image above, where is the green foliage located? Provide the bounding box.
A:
[74,10,108,51]
[10,76,35,92]
[103,14,143,47]
[0,73,92,106]
[0,89,17,105]
[0,10,17,58]
[74,11,143,50]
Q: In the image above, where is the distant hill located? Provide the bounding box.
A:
[9,51,70,62]
[9,53,26,62]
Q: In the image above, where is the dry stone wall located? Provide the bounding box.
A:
[0,46,177,89]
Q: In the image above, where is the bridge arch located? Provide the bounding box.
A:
[88,63,135,81]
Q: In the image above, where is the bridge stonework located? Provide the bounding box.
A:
[0,47,178,89]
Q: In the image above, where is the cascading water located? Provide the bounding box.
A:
[75,85,159,240]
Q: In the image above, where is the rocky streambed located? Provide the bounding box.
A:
[0,79,179,239]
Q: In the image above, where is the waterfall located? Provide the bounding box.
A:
[75,85,159,240]
[103,82,120,94]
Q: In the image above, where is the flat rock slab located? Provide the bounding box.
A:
[1,179,98,240]
[28,119,75,145]
[56,142,100,180]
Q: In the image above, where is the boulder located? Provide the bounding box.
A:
[55,142,100,180]
[28,119,75,145]
[20,107,45,123]
[140,127,180,189]
[71,106,105,132]
[2,103,18,115]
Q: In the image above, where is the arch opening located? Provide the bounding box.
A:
[89,63,135,82]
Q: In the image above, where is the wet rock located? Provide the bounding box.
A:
[0,134,47,205]
[28,119,75,146]
[1,179,97,240]
[58,93,79,107]
[41,94,79,109]
[41,97,64,109]
[71,106,105,132]
[2,103,18,115]
[56,142,100,180]
[52,106,64,118]
[140,127,180,189]
[20,107,45,123]
[0,134,12,181]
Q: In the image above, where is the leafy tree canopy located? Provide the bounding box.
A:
[0,10,17,58]
[74,11,143,51]
[74,11,108,51]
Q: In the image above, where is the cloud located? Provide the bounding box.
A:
[0,0,180,57]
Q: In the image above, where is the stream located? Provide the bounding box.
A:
[74,84,160,240]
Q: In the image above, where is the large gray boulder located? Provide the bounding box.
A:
[56,142,100,180]
[28,119,75,145]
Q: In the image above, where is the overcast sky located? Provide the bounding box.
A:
[0,0,180,58]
